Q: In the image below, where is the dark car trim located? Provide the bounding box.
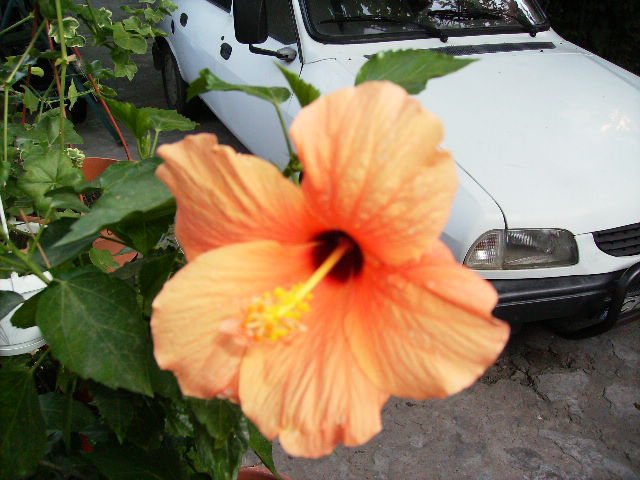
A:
[491,263,640,336]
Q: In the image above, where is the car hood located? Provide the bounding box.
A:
[337,49,640,235]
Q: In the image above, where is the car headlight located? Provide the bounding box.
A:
[464,229,579,270]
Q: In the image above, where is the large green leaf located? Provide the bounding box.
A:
[0,365,47,480]
[90,384,137,443]
[0,291,23,318]
[248,422,281,479]
[111,214,173,256]
[8,291,42,329]
[35,272,153,396]
[355,49,475,94]
[18,149,85,212]
[138,250,177,313]
[39,392,97,433]
[112,22,148,54]
[276,64,320,107]
[188,68,291,105]
[32,217,98,269]
[106,99,197,139]
[56,158,174,245]
[89,445,189,480]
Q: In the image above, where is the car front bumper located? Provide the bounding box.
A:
[491,262,640,337]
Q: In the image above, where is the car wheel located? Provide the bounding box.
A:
[160,47,204,119]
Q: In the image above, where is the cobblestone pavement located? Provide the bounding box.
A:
[78,5,640,477]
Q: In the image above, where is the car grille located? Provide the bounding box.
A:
[593,222,640,257]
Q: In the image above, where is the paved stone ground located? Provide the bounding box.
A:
[78,4,640,478]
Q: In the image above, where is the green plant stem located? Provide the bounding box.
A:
[0,13,34,36]
[55,0,69,147]
[0,253,25,270]
[2,21,47,185]
[30,350,50,373]
[150,130,160,157]
[274,103,294,163]
[0,232,50,283]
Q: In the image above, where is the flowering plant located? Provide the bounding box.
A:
[0,5,508,478]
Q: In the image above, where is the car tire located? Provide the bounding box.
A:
[160,47,205,119]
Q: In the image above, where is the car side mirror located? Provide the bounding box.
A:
[233,0,268,44]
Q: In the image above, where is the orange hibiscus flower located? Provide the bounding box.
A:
[151,81,510,458]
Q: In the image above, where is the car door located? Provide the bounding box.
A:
[211,0,302,169]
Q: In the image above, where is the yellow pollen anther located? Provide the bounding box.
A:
[243,240,351,342]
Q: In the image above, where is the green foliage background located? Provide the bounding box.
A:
[543,0,640,75]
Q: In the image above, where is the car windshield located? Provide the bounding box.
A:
[300,0,548,42]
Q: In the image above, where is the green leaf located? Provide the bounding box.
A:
[90,384,137,443]
[147,350,180,399]
[355,49,475,94]
[45,187,90,212]
[276,64,320,107]
[22,87,39,113]
[188,68,291,105]
[112,22,148,54]
[112,49,138,80]
[0,365,47,480]
[89,247,121,272]
[193,422,248,480]
[164,399,194,437]
[248,422,282,479]
[125,399,165,450]
[138,250,177,314]
[189,398,243,442]
[106,99,197,140]
[0,291,23,318]
[9,291,42,329]
[57,158,174,245]
[21,111,84,146]
[89,445,189,480]
[35,272,153,396]
[112,214,173,256]
[39,392,97,433]
[32,217,98,269]
[68,81,79,110]
[143,107,198,133]
[18,149,85,211]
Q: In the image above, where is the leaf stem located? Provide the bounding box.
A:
[55,0,69,147]
[30,349,50,373]
[0,13,34,37]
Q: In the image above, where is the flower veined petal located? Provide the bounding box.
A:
[151,241,315,399]
[346,240,509,399]
[239,283,389,458]
[156,134,317,260]
[292,81,457,265]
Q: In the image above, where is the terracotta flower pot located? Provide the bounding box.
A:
[238,466,293,480]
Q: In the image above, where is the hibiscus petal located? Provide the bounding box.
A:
[291,81,457,265]
[156,134,317,260]
[151,241,315,399]
[346,240,509,399]
[239,283,389,458]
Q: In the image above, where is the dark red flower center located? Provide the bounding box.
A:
[312,230,364,282]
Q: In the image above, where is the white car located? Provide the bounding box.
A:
[153,0,640,337]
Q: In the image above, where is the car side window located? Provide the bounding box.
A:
[266,0,297,45]
[207,0,231,12]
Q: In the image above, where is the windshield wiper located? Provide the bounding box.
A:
[319,15,448,42]
[427,7,542,36]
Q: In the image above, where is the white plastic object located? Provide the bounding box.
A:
[0,273,49,356]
